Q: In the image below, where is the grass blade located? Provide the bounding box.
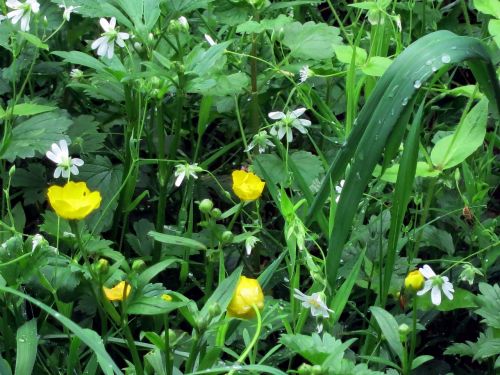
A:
[304,30,500,288]
[14,319,38,375]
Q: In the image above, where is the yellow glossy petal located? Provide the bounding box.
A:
[227,276,264,319]
[103,281,131,302]
[404,270,425,292]
[47,181,102,220]
[231,170,265,201]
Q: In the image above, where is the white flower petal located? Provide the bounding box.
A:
[277,126,286,140]
[70,165,79,175]
[20,13,30,31]
[431,286,442,305]
[99,17,110,32]
[59,139,68,156]
[417,280,432,296]
[61,168,70,179]
[46,150,60,163]
[268,111,286,120]
[53,167,62,179]
[419,264,436,279]
[109,17,116,30]
[107,41,115,59]
[91,36,106,50]
[286,128,293,143]
[290,107,306,118]
[118,32,130,40]
[175,171,185,187]
[97,39,109,57]
[72,158,84,167]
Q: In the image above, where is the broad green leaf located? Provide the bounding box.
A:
[52,51,106,71]
[18,31,48,50]
[431,97,489,170]
[474,283,500,329]
[280,332,355,365]
[0,112,71,162]
[148,231,207,250]
[199,266,242,320]
[411,355,434,369]
[138,258,181,286]
[489,19,500,47]
[370,306,404,362]
[362,56,393,77]
[290,151,324,189]
[0,103,56,119]
[0,286,122,375]
[78,156,123,233]
[330,249,365,324]
[253,153,287,185]
[375,161,441,183]
[67,115,107,153]
[473,0,500,18]
[283,21,342,60]
[15,320,38,375]
[335,45,368,65]
[416,287,477,311]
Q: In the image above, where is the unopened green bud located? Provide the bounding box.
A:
[208,302,221,318]
[211,208,222,219]
[221,231,234,244]
[199,199,214,214]
[168,328,176,342]
[96,258,109,274]
[8,165,16,177]
[195,316,208,332]
[132,259,146,272]
[178,16,189,32]
[399,323,410,341]
[454,168,461,183]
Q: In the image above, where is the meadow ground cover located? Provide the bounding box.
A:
[0,0,499,374]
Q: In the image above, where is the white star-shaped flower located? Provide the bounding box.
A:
[46,139,84,179]
[174,163,203,187]
[91,17,130,59]
[59,4,79,22]
[268,108,311,143]
[245,131,275,154]
[294,289,333,318]
[417,264,455,306]
[244,235,260,256]
[6,0,40,32]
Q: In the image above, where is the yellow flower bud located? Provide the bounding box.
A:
[231,170,265,201]
[404,270,425,292]
[47,181,101,220]
[227,276,264,319]
[103,281,132,302]
[161,294,172,302]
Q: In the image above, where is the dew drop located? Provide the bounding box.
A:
[441,54,451,63]
[402,97,409,106]
[425,59,433,66]
[413,80,422,89]
[18,337,26,343]
[431,66,438,72]
[451,46,457,50]
[356,172,361,180]
[54,313,61,319]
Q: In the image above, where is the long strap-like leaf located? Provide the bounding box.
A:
[303,31,500,289]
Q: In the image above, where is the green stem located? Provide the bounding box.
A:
[227,305,262,375]
[408,298,418,373]
[163,315,172,375]
[412,178,437,259]
[122,316,144,375]
[154,100,167,262]
[184,330,202,373]
[249,16,260,134]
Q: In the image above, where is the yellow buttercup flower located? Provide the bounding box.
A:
[103,281,131,302]
[404,270,425,292]
[232,170,265,201]
[161,294,172,302]
[227,276,264,319]
[47,181,102,220]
